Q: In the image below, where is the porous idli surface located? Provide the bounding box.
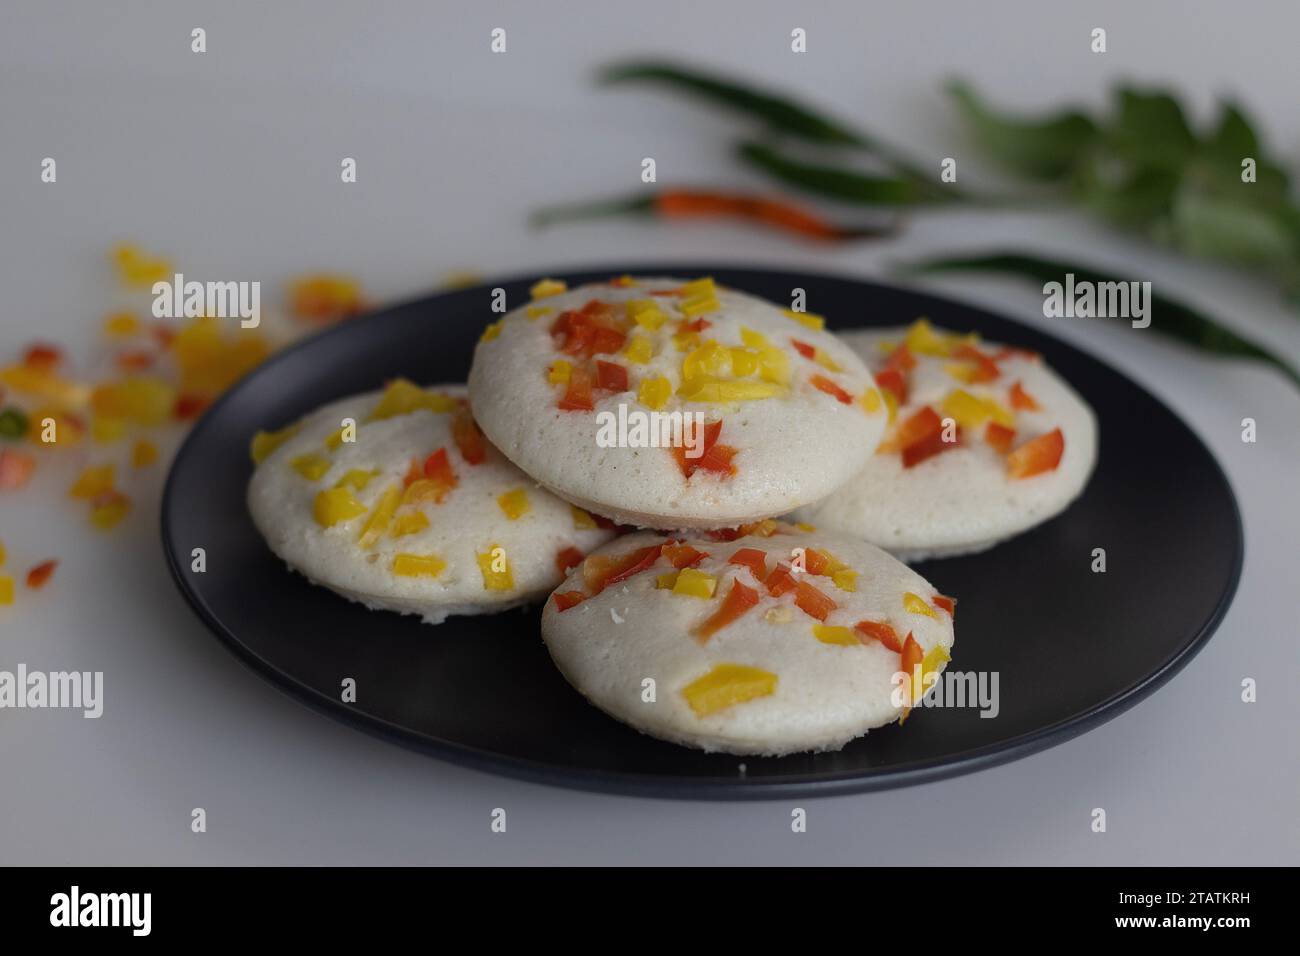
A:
[541,523,955,755]
[796,323,1097,561]
[468,276,886,530]
[247,381,614,624]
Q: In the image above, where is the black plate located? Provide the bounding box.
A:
[162,265,1242,799]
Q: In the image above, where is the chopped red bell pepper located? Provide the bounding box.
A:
[677,317,711,333]
[693,579,761,642]
[728,547,768,582]
[582,544,664,594]
[932,594,957,618]
[553,590,586,612]
[875,367,907,405]
[766,563,797,597]
[1009,380,1041,411]
[555,546,585,575]
[991,346,1040,363]
[25,559,58,589]
[891,406,943,464]
[174,393,210,420]
[902,423,960,468]
[953,343,1001,382]
[595,360,629,393]
[791,339,817,361]
[695,441,737,476]
[116,350,155,372]
[421,447,458,500]
[854,619,904,652]
[401,457,422,488]
[984,422,1016,454]
[671,419,726,478]
[803,548,831,576]
[1007,427,1064,479]
[810,374,853,404]
[558,364,595,412]
[662,543,708,569]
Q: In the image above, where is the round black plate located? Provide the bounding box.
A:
[162,265,1242,799]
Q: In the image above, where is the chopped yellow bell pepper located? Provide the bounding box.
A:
[477,546,514,591]
[637,375,672,410]
[290,454,331,481]
[314,487,368,527]
[250,422,302,464]
[530,278,567,299]
[672,568,717,598]
[812,624,858,645]
[903,591,940,619]
[392,553,447,577]
[682,663,778,717]
[497,488,530,520]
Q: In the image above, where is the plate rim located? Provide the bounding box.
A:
[161,262,1245,800]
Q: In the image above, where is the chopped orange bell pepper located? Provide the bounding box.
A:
[662,543,709,569]
[582,544,664,594]
[26,559,58,589]
[900,632,924,714]
[792,580,837,621]
[810,374,853,404]
[883,343,917,373]
[555,546,585,575]
[985,421,1016,454]
[422,447,457,498]
[451,407,487,464]
[558,364,595,411]
[1007,428,1064,479]
[1009,380,1041,411]
[855,619,904,652]
[874,367,907,405]
[0,449,36,490]
[952,343,1001,382]
[933,594,957,618]
[553,590,586,612]
[693,579,761,641]
[728,547,768,582]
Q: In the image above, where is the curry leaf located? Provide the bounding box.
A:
[947,80,1098,180]
[737,142,934,206]
[1104,87,1197,169]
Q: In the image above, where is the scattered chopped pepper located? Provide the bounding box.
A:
[0,575,12,605]
[727,547,768,582]
[985,421,1016,454]
[334,469,378,492]
[103,312,141,338]
[451,406,487,464]
[357,485,401,546]
[932,594,957,618]
[558,364,595,411]
[477,545,514,591]
[595,360,629,393]
[1009,380,1041,411]
[682,663,777,717]
[288,274,365,324]
[571,505,598,530]
[555,546,585,575]
[497,488,531,520]
[874,367,907,405]
[250,422,302,463]
[390,511,430,537]
[69,464,115,499]
[811,624,858,646]
[783,309,825,331]
[662,542,708,569]
[854,619,904,652]
[637,375,672,410]
[420,447,457,500]
[694,580,760,641]
[367,379,457,421]
[89,490,131,530]
[0,449,36,489]
[903,591,939,619]
[553,590,586,612]
[530,278,567,300]
[25,559,58,590]
[583,544,664,594]
[1007,428,1065,479]
[314,487,369,528]
[899,633,925,715]
[290,454,331,481]
[672,567,718,598]
[392,553,447,578]
[810,374,853,404]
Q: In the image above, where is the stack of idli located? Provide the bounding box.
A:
[247,276,1095,755]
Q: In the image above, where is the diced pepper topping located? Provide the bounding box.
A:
[571,505,598,530]
[783,309,825,331]
[903,591,939,619]
[131,442,157,470]
[985,421,1016,454]
[900,633,925,714]
[810,374,853,404]
[792,580,836,621]
[932,594,957,618]
[940,388,1014,430]
[334,469,378,492]
[89,490,131,530]
[671,420,719,478]
[637,375,672,410]
[250,422,302,463]
[290,454,331,481]
[595,360,629,393]
[1009,380,1041,411]
[682,663,777,717]
[116,350,155,372]
[694,580,760,641]
[902,319,958,357]
[69,464,115,499]
[901,422,960,469]
[548,360,572,385]
[558,364,595,411]
[555,546,585,575]
[553,590,586,612]
[791,339,842,372]
[392,553,447,577]
[0,575,12,604]
[583,544,664,594]
[26,559,58,590]
[949,343,1001,382]
[90,377,177,426]
[662,542,709,569]
[314,487,368,528]
[356,485,401,545]
[479,320,503,342]
[367,379,458,421]
[676,377,785,403]
[728,547,768,582]
[854,619,904,652]
[287,274,364,323]
[880,405,940,454]
[1007,428,1065,479]
[550,305,627,360]
[655,570,680,589]
[530,278,567,300]
[626,299,667,330]
[451,407,487,464]
[672,567,717,599]
[421,447,458,499]
[0,539,5,565]
[812,624,858,646]
[91,415,126,444]
[860,387,882,414]
[104,312,141,338]
[0,449,36,490]
[526,305,553,321]
[497,488,531,520]
[390,511,430,537]
[677,278,721,318]
[874,367,907,406]
[623,335,653,365]
[0,365,91,407]
[477,546,514,591]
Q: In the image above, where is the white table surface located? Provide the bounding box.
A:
[2,0,1297,865]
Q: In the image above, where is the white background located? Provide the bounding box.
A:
[1,1,1296,864]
